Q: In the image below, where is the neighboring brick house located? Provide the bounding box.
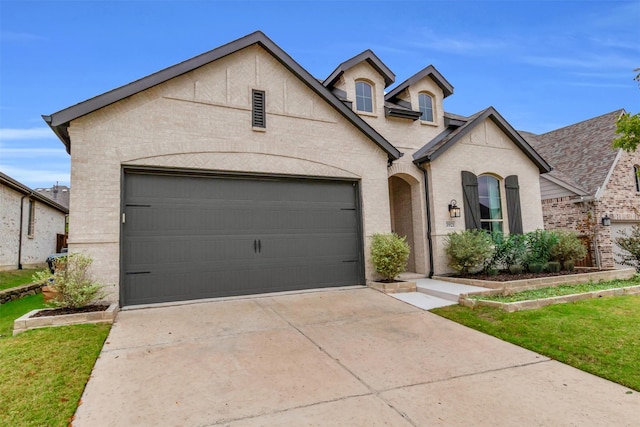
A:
[43,31,550,307]
[524,109,639,269]
[0,172,69,270]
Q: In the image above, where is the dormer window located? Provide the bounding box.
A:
[355,81,373,113]
[419,93,434,122]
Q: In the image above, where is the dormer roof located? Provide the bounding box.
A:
[385,65,454,101]
[323,49,395,88]
[413,106,551,174]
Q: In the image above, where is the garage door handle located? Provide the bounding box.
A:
[258,239,262,253]
[254,240,257,253]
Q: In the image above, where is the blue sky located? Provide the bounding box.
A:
[1,0,639,189]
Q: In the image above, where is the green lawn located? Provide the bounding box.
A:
[432,295,640,391]
[0,294,110,427]
[0,268,43,291]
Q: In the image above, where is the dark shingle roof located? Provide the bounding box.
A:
[526,110,624,196]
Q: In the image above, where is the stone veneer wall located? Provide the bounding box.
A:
[0,282,43,304]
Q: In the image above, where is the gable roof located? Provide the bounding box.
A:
[323,49,395,88]
[385,65,454,101]
[525,109,624,196]
[42,31,401,161]
[0,172,69,214]
[412,107,552,173]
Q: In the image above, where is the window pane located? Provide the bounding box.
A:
[419,93,433,122]
[479,176,502,220]
[355,82,373,113]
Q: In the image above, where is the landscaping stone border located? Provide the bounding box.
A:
[368,280,417,294]
[13,303,119,335]
[434,268,636,290]
[0,282,43,304]
[459,285,640,312]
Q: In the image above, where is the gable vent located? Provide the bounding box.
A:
[252,89,266,128]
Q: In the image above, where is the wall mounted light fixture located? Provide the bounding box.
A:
[601,215,611,226]
[448,200,461,218]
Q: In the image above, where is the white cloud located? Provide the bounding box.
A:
[0,147,68,157]
[0,164,70,188]
[0,128,56,141]
[0,31,45,42]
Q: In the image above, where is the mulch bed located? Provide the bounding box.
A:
[456,270,603,282]
[31,304,110,318]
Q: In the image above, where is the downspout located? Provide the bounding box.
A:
[417,164,435,278]
[18,195,27,269]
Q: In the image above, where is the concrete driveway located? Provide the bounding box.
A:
[73,288,638,426]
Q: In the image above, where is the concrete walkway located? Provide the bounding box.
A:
[390,277,489,310]
[74,288,638,426]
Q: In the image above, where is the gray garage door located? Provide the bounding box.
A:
[121,171,364,306]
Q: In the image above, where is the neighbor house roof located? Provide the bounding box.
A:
[43,31,401,161]
[323,49,395,88]
[385,65,454,101]
[0,172,69,214]
[525,109,625,196]
[412,107,552,173]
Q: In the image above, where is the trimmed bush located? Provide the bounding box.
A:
[551,230,587,267]
[370,233,410,281]
[445,230,494,275]
[545,261,561,273]
[563,260,575,271]
[528,262,544,274]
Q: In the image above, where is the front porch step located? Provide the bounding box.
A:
[389,292,457,310]
[416,278,489,302]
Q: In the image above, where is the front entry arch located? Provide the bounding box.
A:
[389,175,417,272]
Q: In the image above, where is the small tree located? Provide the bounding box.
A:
[525,229,558,267]
[614,225,640,272]
[370,233,410,281]
[444,229,494,275]
[33,253,108,308]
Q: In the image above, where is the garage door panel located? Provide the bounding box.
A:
[122,172,363,305]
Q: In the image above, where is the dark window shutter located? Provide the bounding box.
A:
[461,171,481,230]
[252,90,266,128]
[505,175,523,234]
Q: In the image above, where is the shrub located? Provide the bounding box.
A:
[563,260,575,271]
[550,230,587,266]
[370,233,410,281]
[525,229,558,266]
[528,262,544,273]
[545,261,561,273]
[508,264,523,274]
[444,230,494,275]
[502,233,528,269]
[614,225,640,272]
[32,253,108,309]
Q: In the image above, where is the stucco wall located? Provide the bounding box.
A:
[67,44,393,301]
[0,185,66,269]
[428,118,545,274]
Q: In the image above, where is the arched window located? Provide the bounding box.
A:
[418,93,434,122]
[634,165,640,192]
[478,175,503,232]
[355,81,373,113]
